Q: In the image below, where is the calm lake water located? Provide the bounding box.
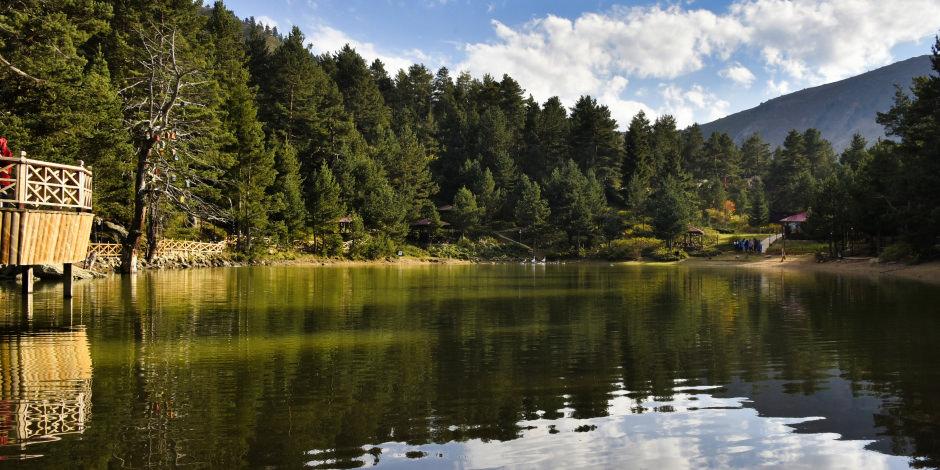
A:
[1,264,939,469]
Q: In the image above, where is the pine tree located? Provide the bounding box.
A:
[768,130,816,213]
[545,160,606,249]
[308,163,345,250]
[569,96,622,197]
[270,137,307,241]
[803,128,837,181]
[649,174,694,246]
[376,124,438,219]
[740,133,771,179]
[839,133,870,172]
[874,36,940,253]
[208,2,275,254]
[330,45,391,144]
[514,175,551,247]
[748,179,770,226]
[623,111,654,209]
[452,187,481,235]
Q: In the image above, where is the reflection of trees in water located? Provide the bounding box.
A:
[4,266,937,467]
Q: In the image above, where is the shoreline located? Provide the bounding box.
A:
[682,254,940,285]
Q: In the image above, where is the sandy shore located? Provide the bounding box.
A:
[685,254,940,285]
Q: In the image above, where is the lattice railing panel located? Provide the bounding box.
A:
[0,155,92,211]
[86,240,226,259]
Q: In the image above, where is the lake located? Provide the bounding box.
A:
[0,264,938,468]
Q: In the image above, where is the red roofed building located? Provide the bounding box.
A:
[779,211,808,237]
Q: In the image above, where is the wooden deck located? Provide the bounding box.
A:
[0,153,94,296]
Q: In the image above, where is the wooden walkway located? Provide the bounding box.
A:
[0,153,94,297]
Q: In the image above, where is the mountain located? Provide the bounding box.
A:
[698,55,932,150]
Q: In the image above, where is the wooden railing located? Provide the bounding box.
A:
[87,239,226,259]
[0,153,93,211]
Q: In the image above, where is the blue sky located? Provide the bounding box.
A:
[222,0,940,129]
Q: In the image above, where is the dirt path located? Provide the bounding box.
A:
[685,254,940,285]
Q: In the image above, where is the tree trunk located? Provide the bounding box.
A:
[121,140,153,273]
[145,200,160,262]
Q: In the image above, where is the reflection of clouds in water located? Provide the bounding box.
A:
[340,387,910,469]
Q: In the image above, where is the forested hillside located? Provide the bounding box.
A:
[700,55,932,150]
[1,1,937,265]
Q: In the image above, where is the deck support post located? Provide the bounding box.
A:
[21,265,33,295]
[63,263,73,298]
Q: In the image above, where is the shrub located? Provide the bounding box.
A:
[605,237,663,260]
[880,242,914,263]
[650,247,688,262]
[350,233,397,260]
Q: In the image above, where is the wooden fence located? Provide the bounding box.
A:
[0,153,93,211]
[87,239,226,259]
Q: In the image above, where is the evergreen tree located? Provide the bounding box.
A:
[514,174,551,247]
[452,187,481,235]
[649,174,694,246]
[768,130,816,214]
[740,133,771,179]
[622,111,654,208]
[376,124,438,219]
[840,133,870,172]
[874,36,940,253]
[748,179,770,226]
[521,96,570,182]
[330,45,391,144]
[680,124,706,178]
[270,137,307,241]
[803,128,837,181]
[569,96,622,196]
[308,162,345,249]
[208,2,275,254]
[545,160,606,249]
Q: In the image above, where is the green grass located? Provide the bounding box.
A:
[764,239,828,255]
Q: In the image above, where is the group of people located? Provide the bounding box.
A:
[734,237,763,254]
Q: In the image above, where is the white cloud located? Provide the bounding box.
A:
[659,84,730,127]
[720,63,756,87]
[732,0,940,84]
[454,0,940,126]
[254,15,279,31]
[766,79,791,95]
[305,24,437,74]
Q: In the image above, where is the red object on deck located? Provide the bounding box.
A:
[0,137,11,158]
[0,137,12,188]
[779,212,808,223]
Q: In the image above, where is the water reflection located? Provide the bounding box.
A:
[0,300,91,460]
[0,265,937,468]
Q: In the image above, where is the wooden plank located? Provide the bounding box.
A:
[80,215,91,260]
[33,211,48,264]
[22,210,36,265]
[27,211,40,265]
[75,214,92,261]
[45,212,62,264]
[19,211,30,265]
[0,211,5,265]
[10,211,20,265]
[56,212,71,261]
[1,211,10,265]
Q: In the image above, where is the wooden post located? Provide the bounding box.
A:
[63,262,73,298]
[21,265,33,295]
[15,151,27,209]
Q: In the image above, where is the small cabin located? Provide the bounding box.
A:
[779,212,808,237]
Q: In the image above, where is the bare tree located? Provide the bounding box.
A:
[119,22,229,272]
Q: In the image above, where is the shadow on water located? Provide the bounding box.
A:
[0,265,938,468]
